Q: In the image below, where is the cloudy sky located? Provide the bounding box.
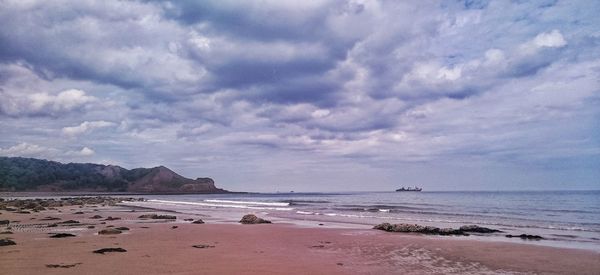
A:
[0,0,598,191]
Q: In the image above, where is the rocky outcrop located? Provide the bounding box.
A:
[98,228,122,235]
[0,197,143,212]
[138,214,176,220]
[460,225,502,233]
[0,238,16,246]
[239,214,271,224]
[192,244,215,249]
[49,233,76,238]
[506,234,543,240]
[373,223,465,235]
[192,219,205,224]
[374,223,504,236]
[93,248,127,254]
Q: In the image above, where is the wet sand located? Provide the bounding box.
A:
[1,204,599,274]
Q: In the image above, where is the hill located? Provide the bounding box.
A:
[0,157,228,193]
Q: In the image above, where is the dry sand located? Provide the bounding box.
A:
[1,204,599,274]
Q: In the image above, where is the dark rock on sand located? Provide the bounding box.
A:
[0,220,9,226]
[90,215,103,219]
[74,212,84,214]
[93,247,127,254]
[373,223,466,235]
[47,224,58,227]
[115,227,129,231]
[98,228,122,235]
[460,225,502,233]
[138,214,177,220]
[50,233,76,238]
[439,228,468,236]
[506,234,543,240]
[57,220,80,224]
[0,231,13,234]
[16,210,31,214]
[192,219,205,224]
[192,244,215,249]
[184,218,194,221]
[46,263,81,268]
[0,238,16,246]
[103,216,121,221]
[40,217,61,221]
[239,214,272,224]
[87,226,95,229]
[171,226,178,229]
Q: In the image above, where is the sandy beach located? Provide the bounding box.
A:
[1,199,599,275]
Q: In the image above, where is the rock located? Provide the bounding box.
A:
[439,228,468,236]
[192,244,215,249]
[115,227,129,231]
[192,219,205,224]
[239,214,271,224]
[0,231,13,234]
[74,212,84,214]
[0,220,9,226]
[184,218,194,221]
[87,226,95,229]
[506,234,543,240]
[138,214,176,220]
[49,233,76,238]
[373,223,393,231]
[93,247,127,254]
[46,263,81,268]
[0,239,16,246]
[103,216,121,221]
[57,220,80,224]
[171,226,178,229]
[90,215,103,219]
[459,225,501,233]
[47,224,58,228]
[16,210,31,214]
[40,217,61,221]
[98,228,122,235]
[374,223,466,235]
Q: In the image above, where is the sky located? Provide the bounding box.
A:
[0,0,599,192]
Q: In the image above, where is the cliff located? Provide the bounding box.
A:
[0,157,228,193]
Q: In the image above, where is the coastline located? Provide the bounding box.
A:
[1,198,599,274]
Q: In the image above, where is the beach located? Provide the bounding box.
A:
[1,198,599,274]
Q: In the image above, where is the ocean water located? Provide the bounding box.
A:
[124,191,600,251]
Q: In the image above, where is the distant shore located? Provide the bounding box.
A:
[0,197,599,274]
[0,191,249,197]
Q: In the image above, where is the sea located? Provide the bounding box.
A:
[120,190,600,251]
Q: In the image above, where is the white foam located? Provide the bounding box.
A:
[204,199,290,207]
[296,211,314,215]
[136,199,293,211]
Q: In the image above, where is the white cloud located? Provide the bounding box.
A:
[533,29,567,48]
[65,147,96,157]
[521,29,567,53]
[62,120,116,136]
[0,142,56,158]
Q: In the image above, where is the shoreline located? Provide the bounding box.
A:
[1,197,599,274]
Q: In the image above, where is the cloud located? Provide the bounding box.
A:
[62,120,116,136]
[0,142,57,158]
[0,0,599,190]
[67,147,95,157]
